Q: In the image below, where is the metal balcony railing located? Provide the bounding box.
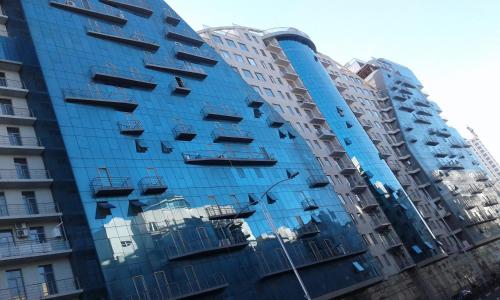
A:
[139,176,167,195]
[91,176,133,196]
[172,124,196,141]
[212,127,254,143]
[144,55,207,79]
[205,203,255,220]
[0,277,81,299]
[301,198,319,211]
[371,216,390,231]
[118,120,143,135]
[86,22,158,50]
[0,77,26,90]
[166,232,248,260]
[307,174,330,188]
[100,0,152,16]
[0,104,34,118]
[166,25,204,47]
[183,150,277,166]
[0,169,51,180]
[0,238,70,260]
[0,202,59,218]
[91,65,156,89]
[202,105,242,122]
[173,43,218,65]
[63,88,137,111]
[163,6,181,26]
[49,0,127,24]
[296,222,320,239]
[0,135,42,148]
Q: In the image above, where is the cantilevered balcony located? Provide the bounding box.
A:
[63,88,138,112]
[91,66,156,89]
[413,98,431,107]
[399,103,415,112]
[118,120,143,135]
[212,127,254,143]
[425,136,439,146]
[347,176,368,194]
[307,174,330,188]
[165,25,204,47]
[383,234,403,252]
[412,113,432,124]
[368,132,381,144]
[0,135,44,155]
[316,129,335,140]
[296,222,320,239]
[392,92,408,101]
[432,148,448,158]
[205,204,255,220]
[173,43,218,65]
[86,23,159,51]
[0,238,71,264]
[166,233,248,260]
[0,202,61,225]
[0,104,36,125]
[439,160,464,170]
[202,105,242,122]
[301,198,319,211]
[352,107,364,117]
[473,171,489,182]
[308,112,326,124]
[280,67,298,80]
[183,150,277,166]
[0,169,52,188]
[329,141,346,157]
[405,163,421,174]
[153,274,227,300]
[246,95,264,108]
[173,124,196,141]
[266,39,282,52]
[49,0,127,24]
[448,138,463,149]
[360,119,372,130]
[337,158,356,175]
[399,176,412,187]
[290,82,308,94]
[0,78,28,98]
[100,0,153,16]
[358,196,378,212]
[436,129,451,138]
[266,112,286,127]
[144,55,207,79]
[0,277,82,300]
[91,177,133,197]
[468,184,483,195]
[416,108,433,116]
[372,216,391,231]
[336,81,348,92]
[163,7,181,26]
[139,176,167,195]
[273,53,290,66]
[483,195,498,207]
[299,98,316,109]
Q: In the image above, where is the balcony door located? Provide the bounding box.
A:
[97,167,112,187]
[7,127,22,146]
[0,72,6,87]
[22,191,38,215]
[14,158,30,179]
[0,191,7,216]
[38,264,58,296]
[6,269,26,300]
[0,98,13,115]
[0,229,14,257]
[184,266,201,293]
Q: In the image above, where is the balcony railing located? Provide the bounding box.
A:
[139,176,167,195]
[336,81,348,92]
[173,43,218,66]
[273,53,290,65]
[483,195,498,207]
[246,95,264,108]
[212,127,254,143]
[383,234,403,251]
[202,105,242,122]
[337,158,356,175]
[412,113,432,124]
[299,98,316,109]
[280,67,298,80]
[0,104,35,124]
[296,222,320,239]
[425,137,439,146]
[316,129,335,140]
[265,39,282,52]
[266,112,286,127]
[348,176,368,194]
[307,174,330,188]
[372,216,391,231]
[163,7,181,26]
[165,25,204,47]
[308,112,326,124]
[166,232,248,260]
[473,171,489,182]
[99,0,153,16]
[118,120,144,135]
[329,142,346,157]
[0,169,52,188]
[91,65,157,89]
[91,176,134,197]
[358,198,379,212]
[183,150,277,166]
[86,22,159,51]
[0,202,59,219]
[301,198,319,211]
[0,78,28,98]
[0,277,81,300]
[63,88,138,112]
[432,148,448,158]
[0,135,43,153]
[144,55,207,79]
[205,203,256,220]
[467,184,483,195]
[0,238,70,261]
[290,82,308,94]
[172,124,196,141]
[49,0,127,24]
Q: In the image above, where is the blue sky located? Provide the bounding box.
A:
[168,0,500,160]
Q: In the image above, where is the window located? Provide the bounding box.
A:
[38,264,57,296]
[269,76,275,84]
[220,50,230,59]
[22,191,38,214]
[277,91,285,99]
[247,57,256,66]
[244,32,252,41]
[236,168,246,178]
[268,63,275,71]
[252,47,259,55]
[255,72,266,81]
[253,168,264,178]
[6,269,26,299]
[272,104,284,113]
[260,49,267,57]
[264,88,275,97]
[238,42,249,51]
[29,226,46,243]
[234,54,244,63]
[211,35,223,44]
[225,39,236,48]
[242,69,253,79]
[251,85,261,95]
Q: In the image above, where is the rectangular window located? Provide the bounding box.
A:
[6,269,26,299]
[38,264,58,296]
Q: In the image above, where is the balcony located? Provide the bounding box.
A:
[337,158,356,175]
[280,67,298,80]
[308,112,326,124]
[100,0,153,16]
[0,238,71,264]
[155,273,227,300]
[91,177,134,197]
[358,197,378,212]
[246,95,265,108]
[468,184,483,195]
[0,169,52,188]
[383,235,403,252]
[0,202,61,225]
[432,170,445,182]
[144,55,207,79]
[265,39,282,52]
[0,277,82,300]
[473,172,489,182]
[86,23,159,51]
[266,112,286,127]
[273,54,290,66]
[387,127,401,135]
[416,108,433,116]
[301,198,319,211]
[296,222,320,239]
[0,135,44,155]
[212,127,254,143]
[118,120,144,135]
[483,195,498,207]
[432,148,448,158]
[307,174,330,188]
[406,165,421,175]
[369,133,381,144]
[329,142,346,157]
[163,7,181,26]
[316,129,335,140]
[205,204,256,220]
[336,81,348,92]
[183,150,277,166]
[392,92,408,101]
[387,161,401,173]
[425,137,439,146]
[290,83,308,94]
[399,103,415,112]
[139,176,167,195]
[63,88,138,112]
[299,98,316,109]
[352,107,364,117]
[0,78,28,98]
[91,66,157,89]
[173,43,218,66]
[166,232,248,260]
[170,78,191,95]
[372,217,391,231]
[399,177,412,187]
[0,104,35,126]
[202,105,243,122]
[360,119,372,130]
[436,129,451,138]
[413,98,431,107]
[49,0,127,24]
[165,25,204,47]
[348,177,368,194]
[412,113,432,124]
[173,124,196,141]
[439,160,464,170]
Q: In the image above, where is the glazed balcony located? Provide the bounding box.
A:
[49,0,127,24]
[91,65,157,89]
[347,176,368,194]
[0,238,71,264]
[118,120,144,135]
[172,124,196,141]
[372,216,391,231]
[301,198,319,211]
[91,177,134,197]
[63,88,138,112]
[246,95,264,108]
[0,202,61,225]
[337,158,356,175]
[0,135,44,155]
[308,112,326,124]
[173,43,218,66]
[0,277,82,300]
[205,204,256,220]
[0,104,36,125]
[299,98,316,109]
[202,105,243,122]
[144,55,207,79]
[307,174,330,188]
[166,233,248,260]
[156,274,227,300]
[296,222,320,239]
[316,129,335,140]
[163,7,181,26]
[212,127,254,143]
[86,23,159,51]
[0,169,52,188]
[425,136,439,146]
[165,25,204,47]
[266,112,286,127]
[100,0,153,16]
[183,150,277,166]
[0,78,28,98]
[139,176,167,195]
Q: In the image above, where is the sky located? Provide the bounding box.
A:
[167,0,500,160]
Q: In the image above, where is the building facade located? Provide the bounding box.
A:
[467,127,500,181]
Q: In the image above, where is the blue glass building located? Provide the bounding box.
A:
[262,29,446,265]
[4,1,385,299]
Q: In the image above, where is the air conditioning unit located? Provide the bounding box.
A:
[52,226,63,238]
[15,223,29,238]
